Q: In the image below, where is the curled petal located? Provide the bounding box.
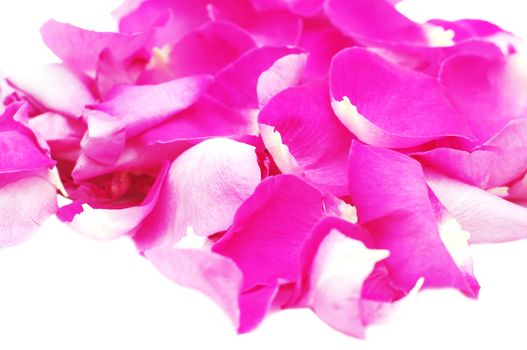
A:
[259,83,352,195]
[82,75,212,164]
[57,162,168,240]
[134,138,261,250]
[425,169,527,243]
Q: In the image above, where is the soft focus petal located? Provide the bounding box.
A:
[348,142,478,296]
[41,19,149,72]
[440,53,527,141]
[330,48,473,148]
[145,248,242,327]
[259,83,352,195]
[0,171,58,248]
[6,64,95,118]
[250,0,323,16]
[325,0,431,45]
[134,138,261,250]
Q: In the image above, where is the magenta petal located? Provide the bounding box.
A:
[57,162,168,240]
[330,48,473,148]
[440,53,527,141]
[258,84,352,195]
[145,248,242,327]
[0,104,55,173]
[82,75,212,164]
[416,119,527,188]
[208,47,307,109]
[134,138,261,251]
[212,174,337,290]
[41,19,148,72]
[348,142,478,296]
[0,172,58,248]
[425,169,527,243]
[325,0,430,45]
[250,0,323,16]
[6,64,95,118]
[165,21,256,78]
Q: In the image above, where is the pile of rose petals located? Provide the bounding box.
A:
[1,0,527,337]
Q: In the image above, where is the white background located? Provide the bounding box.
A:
[1,1,527,349]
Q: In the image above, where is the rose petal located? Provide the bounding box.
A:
[259,83,352,195]
[208,47,307,109]
[133,138,261,250]
[348,142,478,296]
[330,47,473,148]
[425,169,527,243]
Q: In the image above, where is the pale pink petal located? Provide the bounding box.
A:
[82,75,212,164]
[145,248,242,327]
[41,19,149,72]
[349,142,478,296]
[208,47,307,109]
[133,138,261,250]
[6,64,95,118]
[306,229,389,338]
[72,95,257,180]
[0,171,58,248]
[330,48,473,148]
[425,169,527,243]
[259,83,352,195]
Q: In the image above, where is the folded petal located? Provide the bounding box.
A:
[57,162,168,240]
[306,228,389,338]
[425,169,527,243]
[348,142,478,296]
[133,138,261,250]
[0,103,55,173]
[330,48,473,148]
[415,119,527,188]
[208,47,307,109]
[6,64,95,118]
[82,75,212,164]
[258,83,352,195]
[440,53,527,141]
[41,19,149,72]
